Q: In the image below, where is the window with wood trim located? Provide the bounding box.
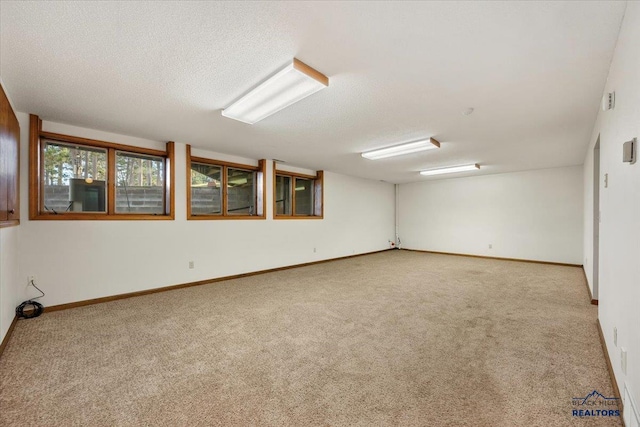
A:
[187,145,266,219]
[29,114,175,220]
[274,166,323,219]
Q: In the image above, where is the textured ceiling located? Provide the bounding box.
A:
[0,1,626,183]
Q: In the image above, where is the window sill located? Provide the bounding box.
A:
[188,215,266,220]
[274,216,323,220]
[30,213,175,221]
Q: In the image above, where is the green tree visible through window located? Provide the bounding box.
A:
[116,153,163,187]
[43,143,107,185]
[115,152,164,214]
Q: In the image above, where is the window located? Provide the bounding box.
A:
[42,142,107,213]
[294,178,314,215]
[274,175,292,215]
[29,114,175,220]
[274,165,323,219]
[115,152,165,214]
[227,168,257,215]
[190,163,222,215]
[187,145,265,219]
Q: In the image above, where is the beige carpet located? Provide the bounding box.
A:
[0,251,620,426]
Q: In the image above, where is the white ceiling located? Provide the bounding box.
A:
[0,1,626,183]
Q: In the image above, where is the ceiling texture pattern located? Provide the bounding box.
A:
[0,1,626,182]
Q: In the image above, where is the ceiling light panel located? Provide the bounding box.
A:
[222,59,329,125]
[361,138,440,160]
[420,164,480,176]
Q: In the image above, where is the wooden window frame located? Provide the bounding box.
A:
[274,162,323,220]
[186,145,266,220]
[29,114,175,220]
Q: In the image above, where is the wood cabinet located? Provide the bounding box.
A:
[0,83,20,228]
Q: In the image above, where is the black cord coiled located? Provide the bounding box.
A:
[16,280,45,319]
[16,300,44,319]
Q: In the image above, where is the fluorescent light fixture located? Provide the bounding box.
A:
[222,58,329,124]
[361,138,440,160]
[420,164,480,176]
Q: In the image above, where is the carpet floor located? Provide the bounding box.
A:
[0,251,620,426]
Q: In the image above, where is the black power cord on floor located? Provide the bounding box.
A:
[16,279,45,319]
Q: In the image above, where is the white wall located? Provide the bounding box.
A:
[582,1,640,413]
[398,166,584,264]
[0,113,395,338]
[0,227,20,342]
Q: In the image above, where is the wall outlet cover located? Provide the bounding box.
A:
[602,92,615,111]
[623,138,637,164]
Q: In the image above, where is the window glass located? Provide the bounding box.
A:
[227,168,256,215]
[294,178,314,216]
[43,141,107,213]
[275,175,292,215]
[115,152,165,214]
[191,163,222,215]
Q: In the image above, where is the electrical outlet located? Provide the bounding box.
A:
[621,348,628,374]
[614,327,618,346]
[488,244,492,249]
[27,275,36,286]
[604,173,609,188]
[313,247,316,253]
[188,261,194,269]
